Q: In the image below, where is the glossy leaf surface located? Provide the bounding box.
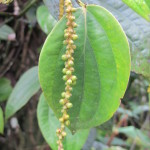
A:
[82,0,150,79]
[39,5,130,131]
[5,67,40,120]
[94,0,150,78]
[37,94,89,150]
[36,5,57,34]
[122,0,150,22]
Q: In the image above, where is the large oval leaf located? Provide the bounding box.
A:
[37,94,89,150]
[5,67,40,120]
[89,0,150,79]
[39,5,131,131]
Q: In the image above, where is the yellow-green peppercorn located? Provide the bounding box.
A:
[1,0,13,4]
[59,0,64,19]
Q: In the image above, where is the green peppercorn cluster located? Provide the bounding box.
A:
[56,0,78,149]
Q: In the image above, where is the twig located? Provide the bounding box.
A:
[107,114,128,146]
[21,28,32,64]
[0,12,15,17]
[0,0,38,27]
[75,0,86,7]
[28,108,37,150]
[17,0,38,18]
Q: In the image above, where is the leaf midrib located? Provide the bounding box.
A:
[87,7,118,113]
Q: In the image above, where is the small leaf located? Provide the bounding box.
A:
[133,105,149,115]
[37,94,89,150]
[0,78,12,102]
[102,137,128,147]
[118,126,150,147]
[26,6,37,26]
[117,107,137,118]
[122,0,150,22]
[0,25,15,41]
[43,0,59,20]
[39,5,130,131]
[5,66,40,120]
[0,107,4,134]
[37,5,57,34]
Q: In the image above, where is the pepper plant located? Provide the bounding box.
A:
[38,0,131,149]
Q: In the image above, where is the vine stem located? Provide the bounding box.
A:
[75,0,86,7]
[107,114,128,146]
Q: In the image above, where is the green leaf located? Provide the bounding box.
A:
[0,25,15,40]
[103,137,128,147]
[0,107,4,134]
[0,78,12,102]
[39,5,130,130]
[118,126,150,147]
[39,5,130,131]
[37,94,89,150]
[43,0,59,20]
[85,0,150,79]
[5,66,40,120]
[36,5,57,34]
[26,6,37,26]
[122,0,150,22]
[132,105,149,115]
[117,107,138,119]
